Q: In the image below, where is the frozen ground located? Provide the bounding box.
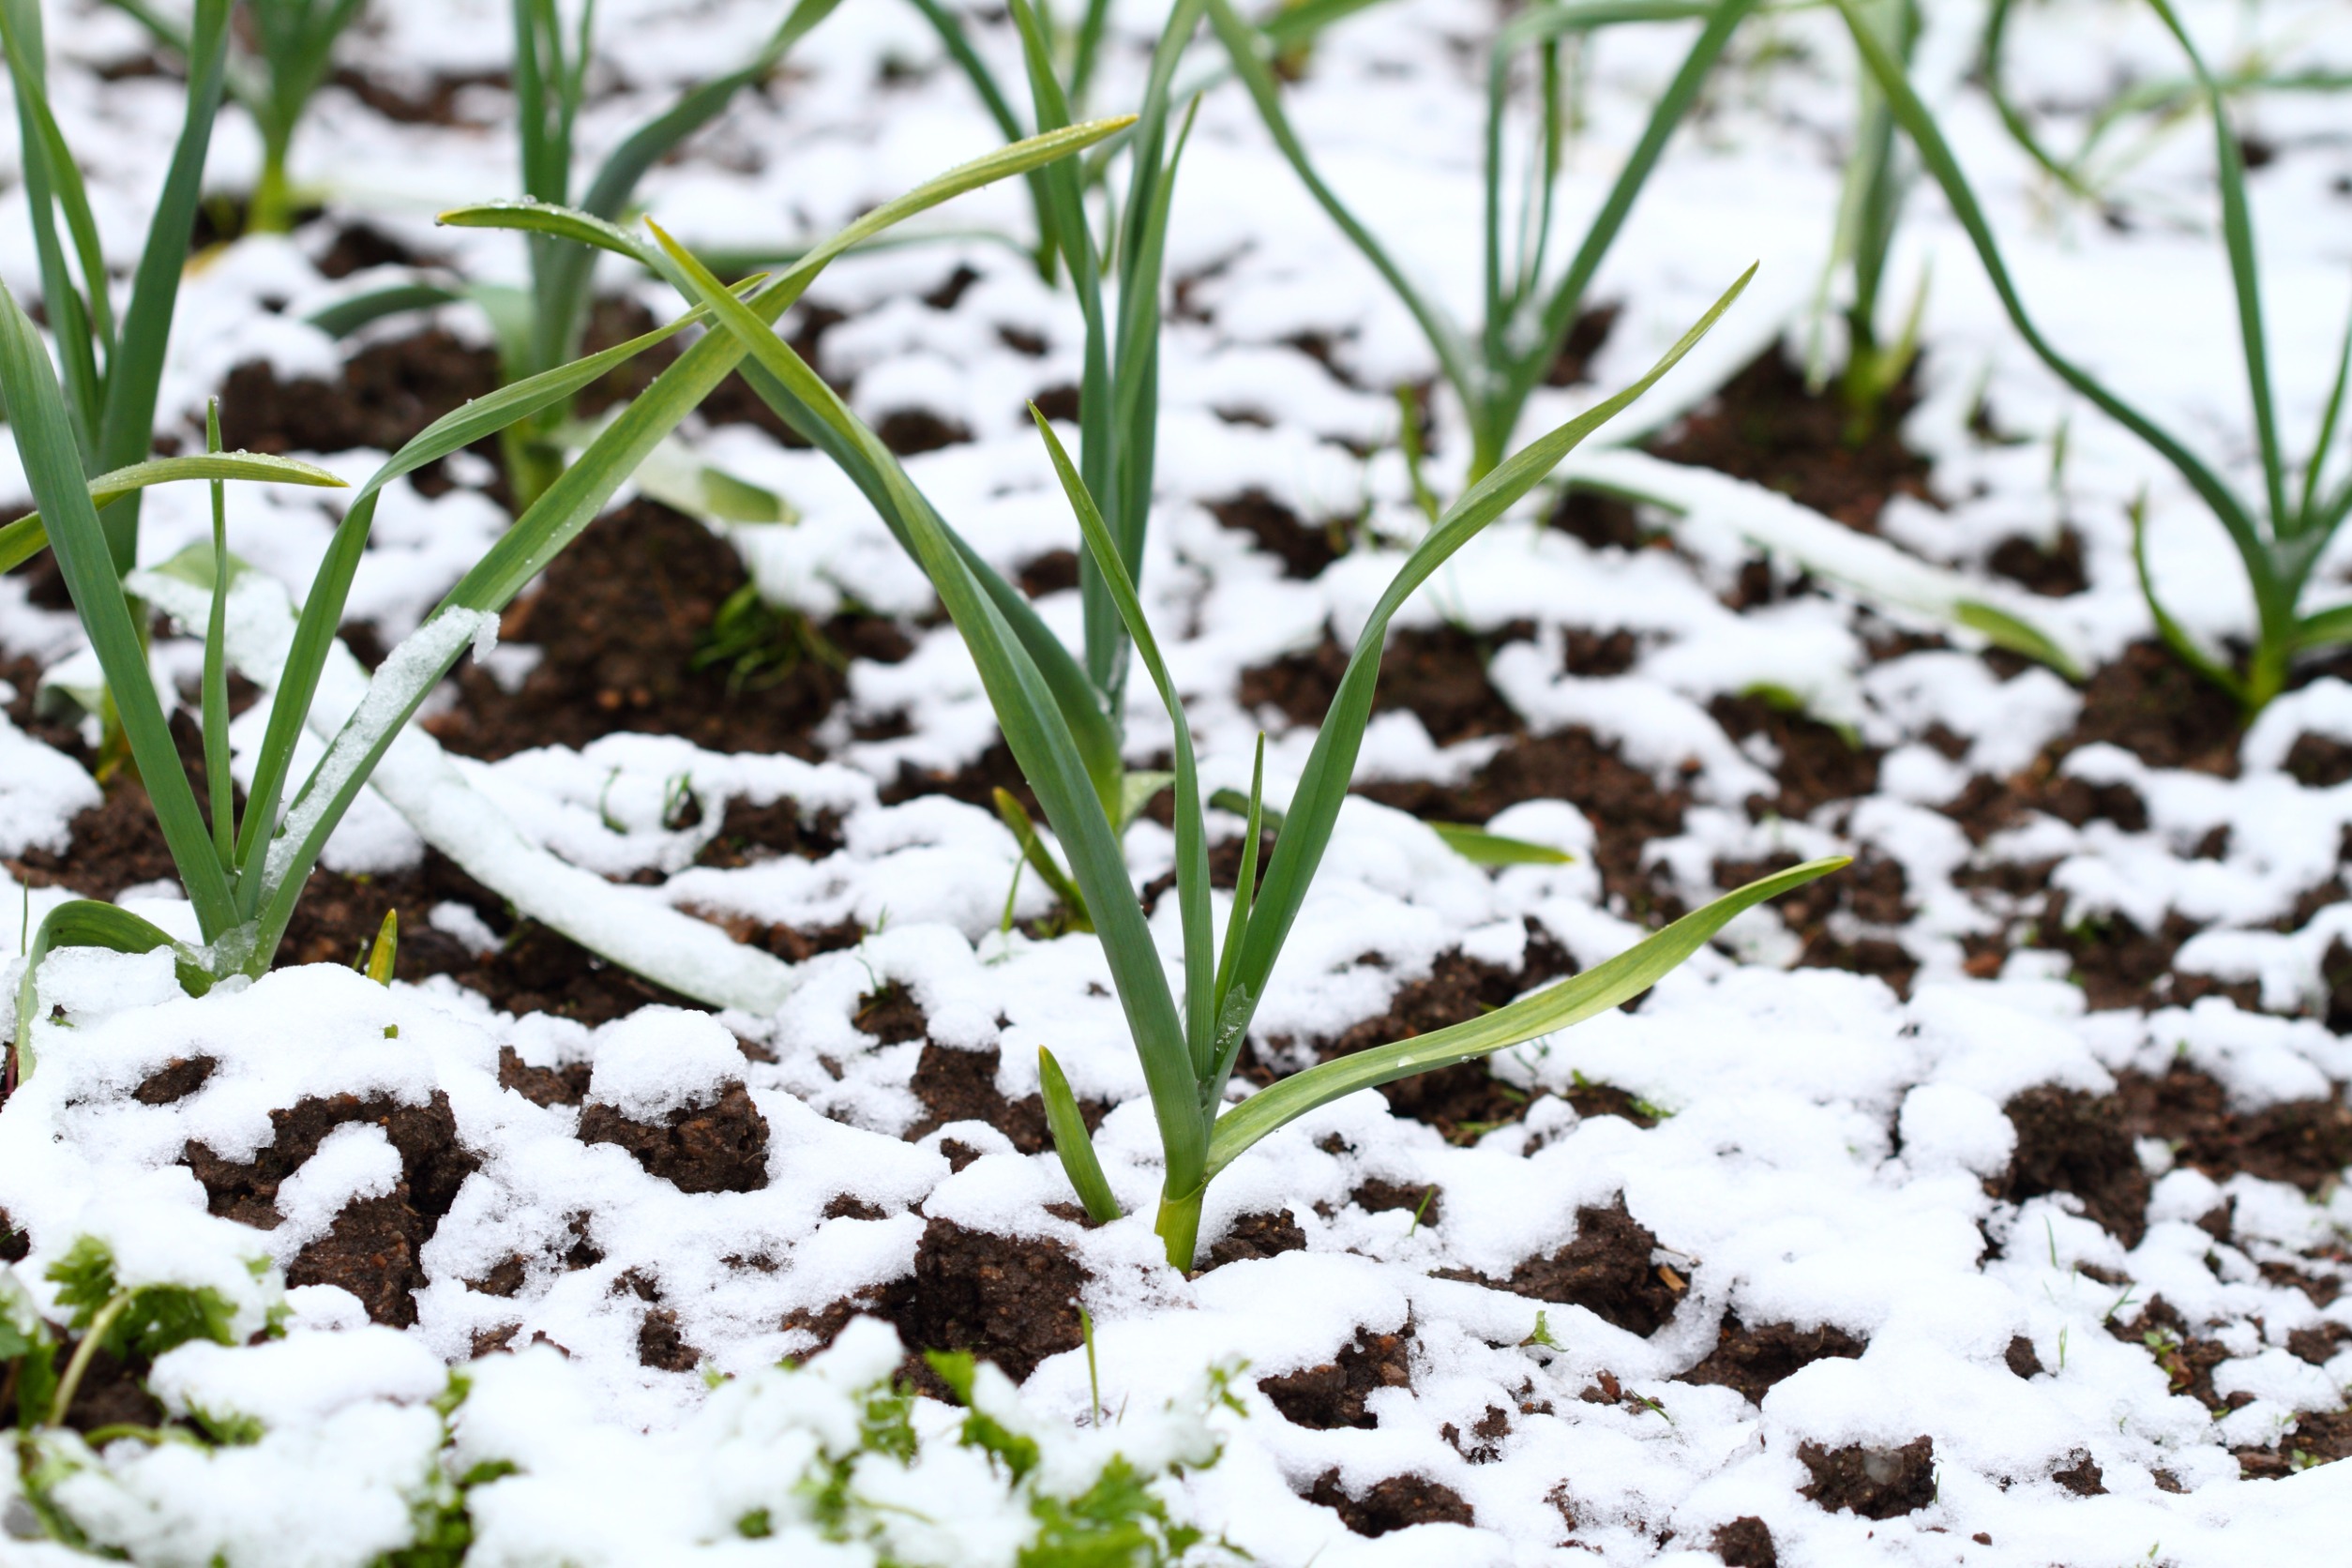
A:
[5,0,2352,1562]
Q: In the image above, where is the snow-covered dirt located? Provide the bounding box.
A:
[6,0,2352,1561]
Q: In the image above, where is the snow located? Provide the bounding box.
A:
[4,0,2352,1561]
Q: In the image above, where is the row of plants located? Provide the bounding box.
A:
[6,0,2343,1245]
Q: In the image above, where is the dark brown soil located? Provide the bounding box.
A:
[1706,694,1880,821]
[1352,1179,1441,1228]
[1682,1314,1867,1406]
[2006,1334,2047,1379]
[1201,1209,1307,1270]
[45,1343,164,1435]
[1440,1405,1512,1464]
[7,779,190,902]
[2238,1408,2352,1479]
[579,1081,770,1194]
[1439,1197,1683,1336]
[1545,305,1621,388]
[1719,848,1913,996]
[2052,1452,2106,1495]
[1643,345,1930,532]
[2113,1064,2352,1192]
[219,329,498,461]
[424,500,912,762]
[1209,490,1353,580]
[1248,921,1577,1143]
[1361,731,1691,922]
[1994,1085,2150,1247]
[1239,624,1532,747]
[1304,1470,1475,1537]
[1258,1323,1414,1429]
[1797,1437,1937,1518]
[1711,1516,1780,1568]
[181,1091,477,1327]
[2065,641,2241,776]
[907,1042,1107,1156]
[894,1218,1088,1390]
[134,1056,217,1105]
[1988,530,2088,597]
[637,1307,701,1373]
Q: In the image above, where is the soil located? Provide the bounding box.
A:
[1438,1197,1684,1337]
[1681,1314,1868,1406]
[1720,848,1914,997]
[1705,694,1880,822]
[1248,921,1578,1143]
[1201,1209,1308,1270]
[219,329,499,470]
[1351,1178,1441,1228]
[1238,623,1534,747]
[894,1218,1087,1392]
[1360,731,1692,923]
[2112,1064,2352,1193]
[1641,345,1931,532]
[1208,490,1354,580]
[1711,1515,1780,1568]
[1987,529,2089,597]
[422,499,913,763]
[1304,1470,1476,1537]
[179,1090,478,1328]
[636,1306,701,1373]
[906,1041,1108,1156]
[1797,1436,1937,1519]
[1257,1322,1415,1429]
[1994,1085,2150,1248]
[578,1081,771,1194]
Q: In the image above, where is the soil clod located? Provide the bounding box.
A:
[1710,1515,1780,1568]
[1996,1085,2150,1246]
[1440,1197,1682,1336]
[1304,1470,1475,1537]
[1258,1323,1414,1429]
[1797,1436,1937,1519]
[1683,1314,1867,1406]
[579,1081,771,1194]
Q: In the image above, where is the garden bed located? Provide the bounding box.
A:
[5,0,2352,1562]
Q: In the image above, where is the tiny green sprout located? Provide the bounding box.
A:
[1081,1304,1104,1427]
[1521,1311,1564,1351]
[366,909,399,987]
[2058,1324,2070,1371]
[1406,1186,1437,1240]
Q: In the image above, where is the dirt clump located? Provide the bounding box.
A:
[2237,1408,2352,1479]
[219,329,499,462]
[1682,1314,1867,1406]
[1797,1436,1937,1518]
[579,1081,771,1194]
[1439,1197,1683,1336]
[182,1091,478,1328]
[1642,345,1930,532]
[1707,693,1880,821]
[1239,623,1532,747]
[1719,848,1913,996]
[1995,1084,2150,1246]
[853,982,928,1046]
[1252,924,1577,1143]
[134,1056,218,1106]
[1987,529,2088,597]
[637,1307,701,1373]
[1209,490,1349,580]
[692,795,848,867]
[2113,1063,2352,1192]
[497,1046,591,1108]
[1258,1323,1414,1429]
[2066,641,2241,776]
[423,500,912,763]
[1362,731,1690,922]
[1304,1470,1474,1537]
[907,1042,1105,1156]
[1352,1179,1440,1228]
[1202,1209,1308,1270]
[2051,1452,2106,1495]
[883,1218,1089,1393]
[1710,1515,1780,1568]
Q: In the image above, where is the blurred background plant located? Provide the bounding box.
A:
[1838,0,2352,714]
[102,0,367,235]
[1210,0,1761,487]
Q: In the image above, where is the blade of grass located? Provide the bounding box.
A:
[1040,1046,1121,1223]
[202,403,233,864]
[993,787,1093,930]
[1199,855,1847,1182]
[0,283,237,933]
[0,451,347,565]
[1207,733,1266,1078]
[1032,407,1215,1080]
[1427,822,1573,866]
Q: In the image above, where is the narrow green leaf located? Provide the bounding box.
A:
[0,282,237,934]
[1207,733,1268,1083]
[1040,1047,1121,1223]
[993,788,1092,930]
[436,198,653,264]
[306,279,467,339]
[1428,822,1574,866]
[202,403,234,865]
[1198,855,1848,1183]
[0,514,47,575]
[2292,602,2352,653]
[365,909,398,986]
[2128,496,2245,703]
[1951,600,2083,680]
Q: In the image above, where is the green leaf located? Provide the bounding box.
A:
[1040,1047,1121,1224]
[0,512,47,575]
[0,451,347,551]
[305,279,467,339]
[1952,599,2084,680]
[437,198,653,264]
[1197,855,1849,1184]
[2292,602,2352,652]
[993,788,1092,931]
[1428,822,1575,866]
